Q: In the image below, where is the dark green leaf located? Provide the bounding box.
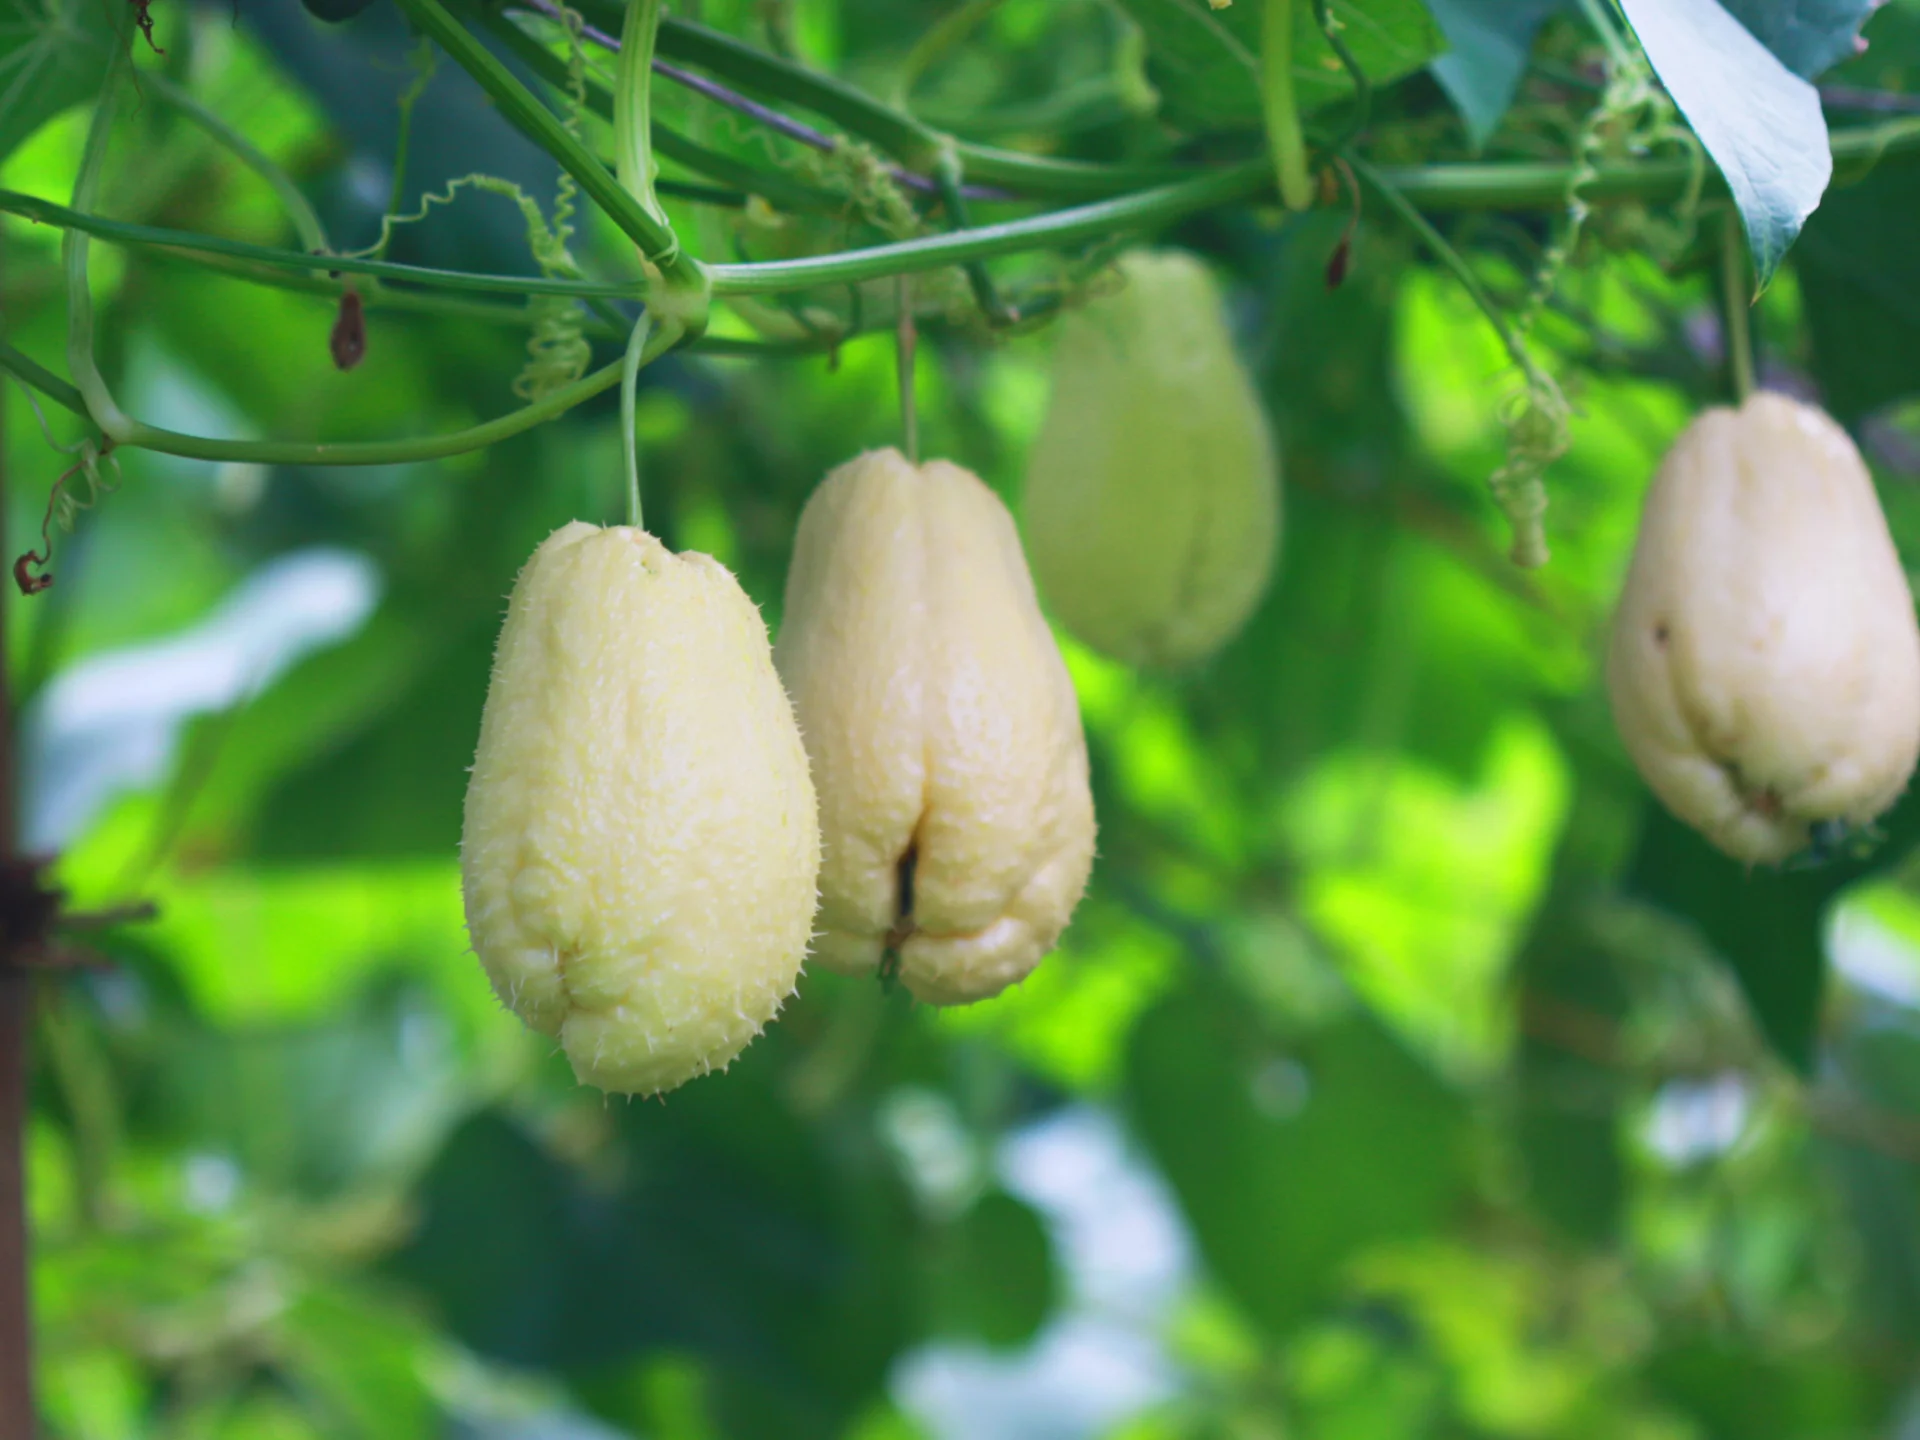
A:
[1623,784,1920,1073]
[1645,1341,1892,1438]
[1425,0,1568,147]
[302,0,386,19]
[1796,158,1920,422]
[1617,0,1832,287]
[924,1190,1057,1349]
[0,0,112,161]
[1125,984,1467,1333]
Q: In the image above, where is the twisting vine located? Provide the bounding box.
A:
[6,0,1915,485]
[345,10,596,400]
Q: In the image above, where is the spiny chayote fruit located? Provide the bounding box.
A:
[1608,392,1920,865]
[775,449,1096,1005]
[461,522,820,1095]
[1024,248,1281,668]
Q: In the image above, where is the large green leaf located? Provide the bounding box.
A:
[1796,158,1920,422]
[1624,783,1920,1073]
[1114,0,1443,130]
[1617,0,1832,288]
[924,1190,1057,1350]
[1125,983,1468,1333]
[0,0,111,161]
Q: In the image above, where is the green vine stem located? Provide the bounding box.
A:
[3,188,643,298]
[620,312,657,527]
[380,39,441,260]
[21,5,1920,475]
[710,157,1273,293]
[1311,0,1370,143]
[1262,0,1314,210]
[557,0,1188,196]
[55,41,683,469]
[895,275,918,463]
[144,73,332,255]
[65,40,136,445]
[14,115,1918,313]
[1721,207,1756,403]
[476,5,840,214]
[933,146,1013,324]
[649,8,941,168]
[393,0,699,291]
[1349,157,1546,397]
[23,337,674,466]
[1575,0,1639,74]
[615,0,676,250]
[1350,153,1565,567]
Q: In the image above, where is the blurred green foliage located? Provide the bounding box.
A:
[7,0,1920,1436]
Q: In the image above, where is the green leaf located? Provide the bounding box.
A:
[1114,0,1443,129]
[1645,1341,1892,1439]
[1125,984,1468,1333]
[1513,890,1629,1246]
[1616,0,1832,288]
[1796,158,1920,422]
[1718,0,1880,76]
[0,0,112,161]
[1623,783,1920,1073]
[1425,0,1568,148]
[924,1191,1057,1349]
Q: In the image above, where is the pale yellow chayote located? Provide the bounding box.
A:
[1024,248,1282,668]
[461,522,820,1095]
[775,449,1096,1005]
[1608,392,1920,864]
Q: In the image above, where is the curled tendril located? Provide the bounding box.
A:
[15,440,121,596]
[1491,377,1570,569]
[1484,24,1695,569]
[344,3,596,403]
[802,137,922,241]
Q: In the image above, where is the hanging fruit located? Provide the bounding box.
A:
[1024,249,1282,669]
[461,522,821,1096]
[1608,392,1920,865]
[776,448,1096,1005]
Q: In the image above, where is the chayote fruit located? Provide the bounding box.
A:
[1608,392,1920,865]
[461,522,820,1095]
[775,449,1096,1005]
[1023,248,1282,668]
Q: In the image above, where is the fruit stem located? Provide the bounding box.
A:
[896,276,920,464]
[620,312,657,529]
[1720,207,1757,403]
[1262,0,1315,211]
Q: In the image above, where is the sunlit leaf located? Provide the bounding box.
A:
[1126,983,1468,1333]
[1617,0,1832,288]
